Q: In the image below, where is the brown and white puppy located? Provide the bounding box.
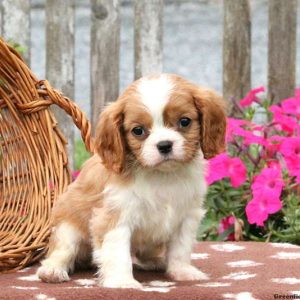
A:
[37,74,226,289]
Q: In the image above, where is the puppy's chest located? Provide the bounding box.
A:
[104,164,206,241]
[128,173,203,241]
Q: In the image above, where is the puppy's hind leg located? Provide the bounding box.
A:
[133,243,167,272]
[37,222,82,283]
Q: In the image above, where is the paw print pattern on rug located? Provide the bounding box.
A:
[210,243,245,252]
[222,271,256,280]
[1,241,300,299]
[272,278,300,285]
[35,294,56,300]
[271,252,300,259]
[191,253,210,259]
[223,292,259,300]
[226,260,263,268]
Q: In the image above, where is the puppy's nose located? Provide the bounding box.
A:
[157,140,173,154]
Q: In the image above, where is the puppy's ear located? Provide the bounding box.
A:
[193,87,227,159]
[95,101,126,173]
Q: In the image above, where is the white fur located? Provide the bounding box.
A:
[137,76,185,167]
[37,223,82,283]
[95,154,208,284]
[137,75,174,125]
[93,226,142,289]
[141,127,185,166]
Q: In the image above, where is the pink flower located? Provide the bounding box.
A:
[206,153,247,187]
[264,135,285,159]
[228,158,248,187]
[226,118,266,146]
[270,105,298,134]
[240,86,265,107]
[245,167,283,227]
[49,181,54,190]
[226,118,248,142]
[251,167,284,199]
[281,89,300,117]
[218,216,235,241]
[284,156,300,183]
[72,170,80,181]
[246,195,282,226]
[281,97,300,116]
[243,131,266,146]
[206,153,228,184]
[280,137,300,158]
[266,160,281,170]
[280,137,300,182]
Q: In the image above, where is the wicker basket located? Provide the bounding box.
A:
[0,38,93,273]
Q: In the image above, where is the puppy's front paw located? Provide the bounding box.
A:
[102,277,143,289]
[37,265,70,283]
[167,264,209,281]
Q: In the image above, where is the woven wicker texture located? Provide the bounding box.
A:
[0,38,93,273]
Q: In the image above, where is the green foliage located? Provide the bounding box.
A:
[7,39,27,56]
[74,139,90,170]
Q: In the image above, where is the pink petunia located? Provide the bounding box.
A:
[266,160,281,170]
[251,167,284,199]
[282,155,300,183]
[281,97,300,116]
[227,157,247,187]
[264,135,285,159]
[49,181,54,190]
[245,195,282,227]
[280,137,300,158]
[245,167,284,227]
[240,86,265,107]
[281,89,300,117]
[206,153,229,184]
[280,137,300,182]
[226,118,266,146]
[218,216,235,241]
[72,170,80,181]
[206,153,247,187]
[270,105,298,134]
[243,131,267,146]
[226,118,249,142]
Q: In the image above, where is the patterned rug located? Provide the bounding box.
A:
[1,242,300,300]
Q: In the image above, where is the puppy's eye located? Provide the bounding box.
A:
[132,126,145,136]
[178,117,191,128]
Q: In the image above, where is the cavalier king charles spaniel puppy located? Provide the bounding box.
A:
[37,74,226,288]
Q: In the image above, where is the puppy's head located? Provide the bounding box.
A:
[95,74,226,174]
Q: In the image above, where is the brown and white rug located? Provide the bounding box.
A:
[1,242,300,300]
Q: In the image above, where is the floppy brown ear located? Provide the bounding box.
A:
[95,101,126,173]
[193,88,227,159]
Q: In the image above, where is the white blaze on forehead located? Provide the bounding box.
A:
[137,75,174,125]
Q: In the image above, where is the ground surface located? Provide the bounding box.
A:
[1,241,300,300]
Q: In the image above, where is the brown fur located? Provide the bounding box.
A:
[95,102,126,174]
[169,75,226,159]
[193,88,227,159]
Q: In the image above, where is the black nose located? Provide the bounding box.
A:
[157,140,173,154]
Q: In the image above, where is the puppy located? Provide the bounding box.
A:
[37,74,226,288]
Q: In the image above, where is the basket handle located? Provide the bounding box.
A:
[16,80,94,153]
